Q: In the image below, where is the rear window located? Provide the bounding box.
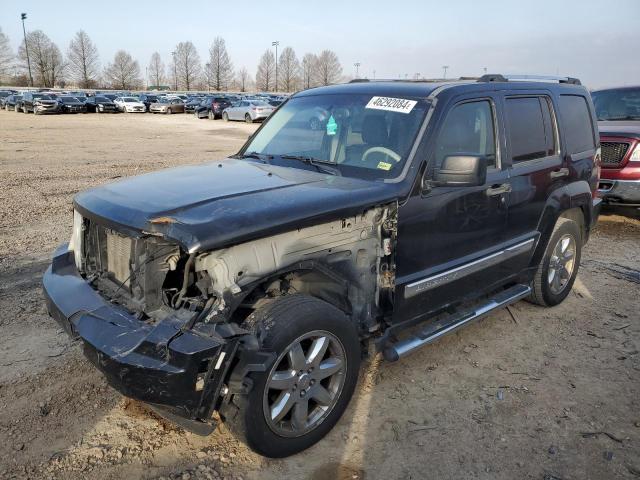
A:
[505,96,556,162]
[558,95,595,154]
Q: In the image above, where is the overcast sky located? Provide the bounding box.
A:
[2,0,639,89]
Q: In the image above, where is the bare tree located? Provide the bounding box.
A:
[237,67,249,92]
[174,41,201,91]
[103,50,141,89]
[278,46,300,92]
[0,27,14,82]
[67,30,99,88]
[148,52,165,88]
[301,53,317,89]
[208,37,233,91]
[315,50,342,86]
[255,49,275,92]
[17,30,65,88]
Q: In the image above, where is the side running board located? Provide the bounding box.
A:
[383,284,531,362]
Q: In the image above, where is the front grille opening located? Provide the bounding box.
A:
[601,141,630,167]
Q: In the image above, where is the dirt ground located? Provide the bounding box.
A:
[0,110,638,480]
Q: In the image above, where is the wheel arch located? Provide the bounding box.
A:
[530,180,590,269]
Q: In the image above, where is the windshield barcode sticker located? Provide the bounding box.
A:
[366,96,417,114]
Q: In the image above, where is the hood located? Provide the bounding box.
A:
[74,159,399,252]
[598,120,640,138]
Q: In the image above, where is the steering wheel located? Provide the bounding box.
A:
[362,146,402,163]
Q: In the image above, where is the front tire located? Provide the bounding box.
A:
[529,217,582,306]
[222,112,229,122]
[225,294,361,458]
[245,113,253,123]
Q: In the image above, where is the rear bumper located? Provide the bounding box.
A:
[598,179,640,206]
[43,244,238,429]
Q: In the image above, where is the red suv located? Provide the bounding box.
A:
[591,86,640,208]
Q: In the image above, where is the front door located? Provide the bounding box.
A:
[393,95,514,323]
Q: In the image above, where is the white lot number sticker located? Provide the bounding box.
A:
[366,96,417,114]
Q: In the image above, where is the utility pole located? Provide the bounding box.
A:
[205,63,210,92]
[353,62,361,78]
[442,65,449,79]
[145,67,148,90]
[271,41,279,92]
[483,67,487,74]
[20,13,33,87]
[373,69,376,79]
[172,51,177,91]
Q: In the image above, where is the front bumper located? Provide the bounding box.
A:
[43,244,239,430]
[598,179,640,206]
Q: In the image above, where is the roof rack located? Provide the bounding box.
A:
[478,74,581,85]
[348,77,472,84]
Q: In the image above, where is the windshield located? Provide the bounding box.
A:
[243,93,429,179]
[591,88,640,121]
[60,97,77,103]
[95,96,110,102]
[123,97,138,102]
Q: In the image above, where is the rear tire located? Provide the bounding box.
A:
[529,217,582,306]
[222,112,229,122]
[208,110,214,120]
[245,113,253,123]
[225,294,361,458]
[166,108,172,114]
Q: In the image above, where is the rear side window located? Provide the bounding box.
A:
[558,95,595,154]
[505,96,556,162]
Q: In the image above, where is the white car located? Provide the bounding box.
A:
[114,97,146,113]
[222,100,275,123]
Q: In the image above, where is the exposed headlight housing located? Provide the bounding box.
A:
[68,210,84,271]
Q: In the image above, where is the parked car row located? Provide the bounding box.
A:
[0,89,287,121]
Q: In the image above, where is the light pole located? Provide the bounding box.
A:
[205,63,211,92]
[373,69,376,79]
[483,67,487,74]
[145,67,148,90]
[442,65,449,79]
[271,40,279,92]
[20,13,33,87]
[171,51,177,91]
[353,62,361,78]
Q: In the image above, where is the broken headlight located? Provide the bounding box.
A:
[68,210,84,271]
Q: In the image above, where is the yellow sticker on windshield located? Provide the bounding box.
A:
[377,161,392,171]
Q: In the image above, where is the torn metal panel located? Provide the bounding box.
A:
[196,205,397,328]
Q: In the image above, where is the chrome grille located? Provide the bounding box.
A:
[601,141,630,167]
[106,232,132,286]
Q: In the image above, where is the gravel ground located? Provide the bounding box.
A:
[0,109,638,480]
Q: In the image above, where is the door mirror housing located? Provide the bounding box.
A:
[434,154,487,187]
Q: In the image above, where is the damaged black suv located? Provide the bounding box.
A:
[44,75,601,458]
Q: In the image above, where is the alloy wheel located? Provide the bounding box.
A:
[548,234,576,295]
[263,330,347,438]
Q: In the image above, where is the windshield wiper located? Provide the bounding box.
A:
[239,151,273,163]
[602,115,640,121]
[280,155,341,176]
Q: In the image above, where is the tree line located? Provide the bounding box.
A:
[0,26,344,92]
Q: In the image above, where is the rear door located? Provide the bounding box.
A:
[500,92,563,271]
[393,94,514,322]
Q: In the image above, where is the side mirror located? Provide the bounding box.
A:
[434,154,487,187]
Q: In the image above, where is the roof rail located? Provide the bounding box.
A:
[478,74,581,85]
[348,77,475,84]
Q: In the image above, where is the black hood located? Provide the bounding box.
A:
[74,159,399,252]
[598,120,640,138]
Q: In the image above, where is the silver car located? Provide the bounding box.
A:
[222,100,275,123]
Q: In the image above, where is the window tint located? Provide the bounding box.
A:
[505,97,555,162]
[558,95,595,154]
[435,100,497,168]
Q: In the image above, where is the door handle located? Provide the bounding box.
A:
[550,168,569,179]
[485,183,512,196]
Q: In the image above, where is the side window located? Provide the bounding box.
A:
[505,96,556,162]
[558,95,595,154]
[435,100,497,168]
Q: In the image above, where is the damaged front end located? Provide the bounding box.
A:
[43,202,396,433]
[43,212,251,434]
